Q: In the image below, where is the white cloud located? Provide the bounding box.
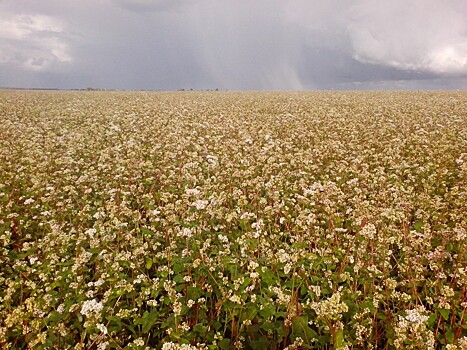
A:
[283,0,467,76]
[424,44,467,74]
[346,0,467,75]
[0,14,72,71]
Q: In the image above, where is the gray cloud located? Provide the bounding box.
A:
[190,1,304,90]
[0,0,466,90]
[112,0,191,13]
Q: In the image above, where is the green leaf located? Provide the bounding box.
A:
[439,308,450,321]
[173,274,185,284]
[218,338,231,349]
[259,268,276,286]
[212,321,222,331]
[377,313,386,321]
[427,313,437,327]
[193,323,208,335]
[141,227,153,236]
[145,258,153,270]
[106,316,124,333]
[241,277,251,288]
[187,286,201,300]
[137,309,158,333]
[414,221,423,231]
[260,322,275,332]
[173,263,184,274]
[291,316,318,343]
[335,329,344,348]
[250,337,270,350]
[240,304,258,322]
[258,304,275,319]
[445,328,454,344]
[47,311,64,324]
[229,264,238,279]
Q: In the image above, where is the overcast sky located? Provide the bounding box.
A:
[1,0,467,90]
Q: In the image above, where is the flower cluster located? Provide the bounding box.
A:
[394,306,435,349]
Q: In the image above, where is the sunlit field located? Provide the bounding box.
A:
[1,91,466,349]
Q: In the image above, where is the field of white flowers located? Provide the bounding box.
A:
[0,91,466,349]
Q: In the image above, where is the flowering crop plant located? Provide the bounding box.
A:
[0,90,466,349]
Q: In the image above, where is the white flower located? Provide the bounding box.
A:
[403,308,429,324]
[310,292,348,320]
[85,228,97,237]
[94,279,104,287]
[173,301,182,315]
[229,295,242,304]
[96,323,108,334]
[97,341,109,350]
[147,299,158,307]
[248,261,259,270]
[133,338,145,346]
[161,343,200,350]
[360,223,377,239]
[218,234,229,243]
[80,299,103,317]
[177,227,193,238]
[185,188,200,196]
[192,199,208,210]
[206,154,219,167]
[24,198,35,205]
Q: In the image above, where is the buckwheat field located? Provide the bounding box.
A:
[1,91,466,349]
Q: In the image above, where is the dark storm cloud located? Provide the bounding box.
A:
[0,0,466,90]
[296,46,441,89]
